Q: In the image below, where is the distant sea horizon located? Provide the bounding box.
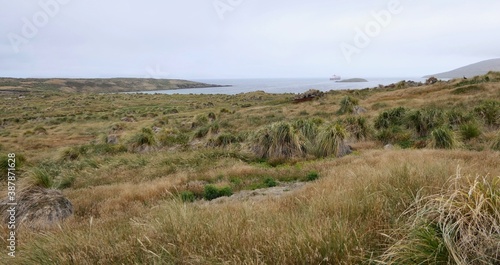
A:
[133,77,428,95]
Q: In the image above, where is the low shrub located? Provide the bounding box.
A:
[263,177,277,187]
[204,185,233,201]
[305,171,319,182]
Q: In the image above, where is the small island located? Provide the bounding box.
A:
[336,78,368,83]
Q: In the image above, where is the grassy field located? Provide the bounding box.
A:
[1,73,499,264]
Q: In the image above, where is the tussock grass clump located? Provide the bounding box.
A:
[430,127,460,149]
[28,163,76,189]
[491,132,500,151]
[249,120,350,159]
[192,114,209,128]
[408,108,445,137]
[209,133,243,147]
[342,116,370,141]
[447,108,475,127]
[128,127,157,151]
[29,166,56,188]
[474,100,499,127]
[33,125,48,135]
[376,126,412,146]
[1,154,25,180]
[314,123,349,157]
[338,96,359,115]
[158,131,190,147]
[61,143,126,161]
[250,121,306,161]
[460,122,481,140]
[208,112,216,121]
[380,172,500,264]
[292,119,321,143]
[374,107,408,130]
[193,126,210,138]
[61,146,88,161]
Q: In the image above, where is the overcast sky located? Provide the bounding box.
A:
[1,0,499,79]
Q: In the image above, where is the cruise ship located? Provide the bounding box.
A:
[330,75,341,81]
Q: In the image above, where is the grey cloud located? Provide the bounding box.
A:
[1,0,499,78]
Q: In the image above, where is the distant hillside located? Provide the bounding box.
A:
[0,78,229,93]
[425,58,500,78]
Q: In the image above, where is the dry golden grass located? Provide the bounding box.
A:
[3,149,496,264]
[0,76,499,264]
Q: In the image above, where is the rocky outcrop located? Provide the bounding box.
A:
[294,89,324,103]
[204,182,307,204]
[380,80,424,89]
[353,106,367,115]
[425,77,438,85]
[106,135,119,144]
[120,116,137,122]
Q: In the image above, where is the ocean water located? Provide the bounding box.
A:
[134,77,427,95]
